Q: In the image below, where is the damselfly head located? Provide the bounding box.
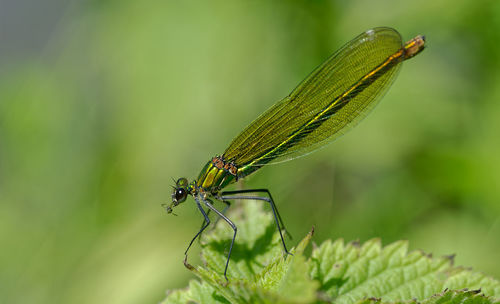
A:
[167,178,189,214]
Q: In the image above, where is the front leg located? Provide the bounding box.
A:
[184,197,211,267]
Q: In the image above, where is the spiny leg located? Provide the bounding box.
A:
[202,198,237,282]
[197,208,211,243]
[218,191,292,256]
[220,189,292,240]
[184,197,210,266]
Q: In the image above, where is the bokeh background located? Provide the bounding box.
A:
[1,0,500,303]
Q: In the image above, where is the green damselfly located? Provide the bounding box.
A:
[165,27,425,281]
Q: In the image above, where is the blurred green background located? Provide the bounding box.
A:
[1,0,500,303]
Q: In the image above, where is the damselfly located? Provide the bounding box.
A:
[165,27,425,281]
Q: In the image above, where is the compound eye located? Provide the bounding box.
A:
[175,188,187,203]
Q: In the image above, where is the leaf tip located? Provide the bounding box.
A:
[443,253,456,265]
[350,239,361,247]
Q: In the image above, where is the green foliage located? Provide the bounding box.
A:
[162,202,500,304]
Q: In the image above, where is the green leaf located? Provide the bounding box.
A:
[163,280,224,304]
[354,289,500,304]
[162,201,500,304]
[309,239,500,303]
